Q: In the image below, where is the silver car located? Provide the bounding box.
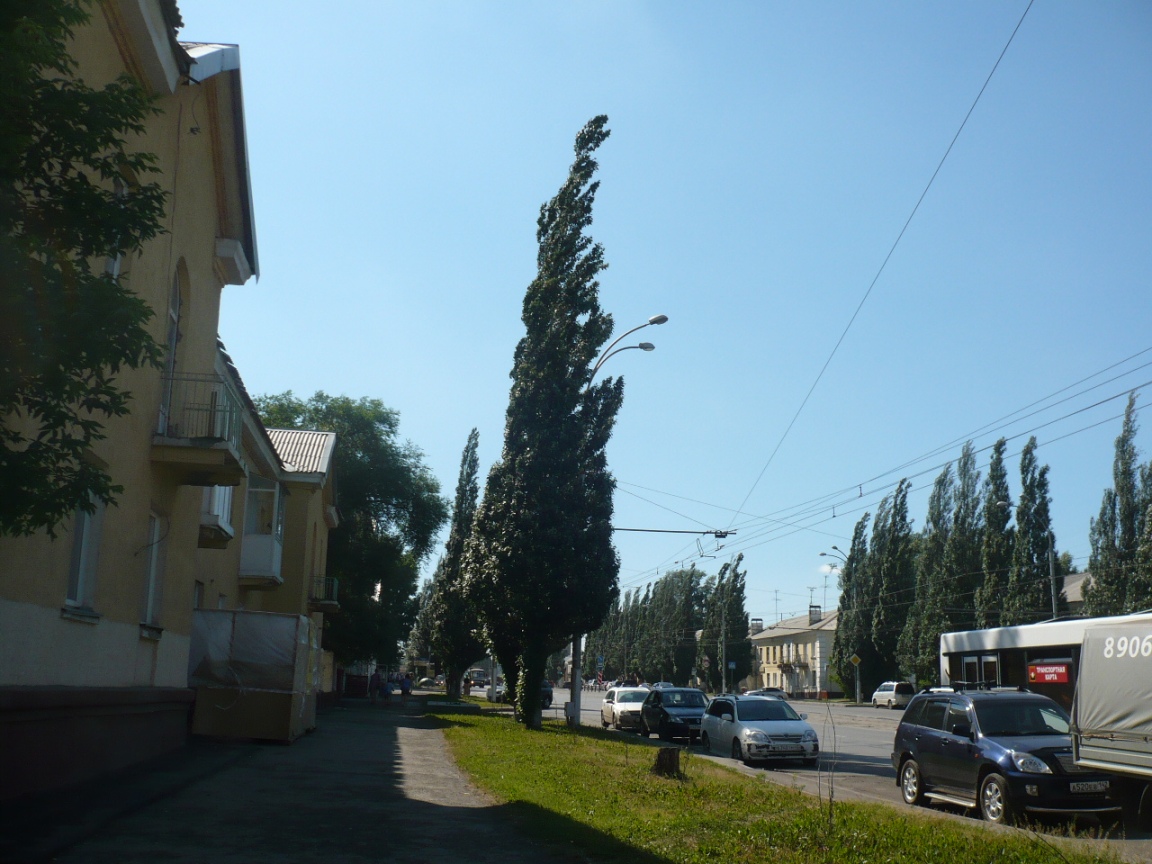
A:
[600,686,649,731]
[700,695,819,766]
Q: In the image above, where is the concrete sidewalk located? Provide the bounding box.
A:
[1,698,587,864]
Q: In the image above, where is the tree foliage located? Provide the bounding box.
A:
[1003,437,1055,625]
[1084,393,1152,615]
[698,555,752,693]
[463,116,623,728]
[830,515,874,694]
[898,465,954,686]
[975,438,1013,628]
[424,429,485,699]
[255,391,448,666]
[1,0,168,536]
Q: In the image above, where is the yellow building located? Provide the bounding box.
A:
[751,607,842,698]
[0,1,260,800]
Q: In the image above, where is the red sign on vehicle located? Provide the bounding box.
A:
[1028,663,1069,684]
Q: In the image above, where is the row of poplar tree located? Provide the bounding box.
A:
[832,394,1152,696]
[583,556,754,692]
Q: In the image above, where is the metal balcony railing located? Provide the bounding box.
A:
[157,372,242,450]
[310,576,339,604]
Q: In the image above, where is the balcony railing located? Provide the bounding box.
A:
[152,372,245,486]
[309,576,339,609]
[157,372,242,448]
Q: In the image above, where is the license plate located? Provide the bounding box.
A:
[1069,781,1109,794]
[771,744,802,752]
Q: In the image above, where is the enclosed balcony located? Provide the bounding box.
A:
[239,475,284,588]
[152,372,245,486]
[308,577,340,612]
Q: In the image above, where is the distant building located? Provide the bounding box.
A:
[750,606,841,698]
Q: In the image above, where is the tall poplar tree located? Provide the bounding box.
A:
[945,442,984,632]
[699,555,751,692]
[1003,437,1055,625]
[871,480,915,681]
[426,429,485,699]
[898,466,953,686]
[1084,394,1151,614]
[975,438,1013,628]
[463,116,624,728]
[830,514,876,696]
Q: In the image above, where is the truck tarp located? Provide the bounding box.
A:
[1071,615,1152,778]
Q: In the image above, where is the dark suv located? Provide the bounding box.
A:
[892,688,1121,825]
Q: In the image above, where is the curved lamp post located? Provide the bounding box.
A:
[590,314,667,378]
[567,313,668,728]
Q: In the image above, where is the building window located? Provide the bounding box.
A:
[141,512,165,626]
[66,496,105,611]
[217,593,227,609]
[244,475,284,541]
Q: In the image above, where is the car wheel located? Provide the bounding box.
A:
[979,773,1016,825]
[601,715,609,728]
[701,731,711,752]
[640,718,651,738]
[900,759,925,806]
[731,738,743,762]
[872,700,878,709]
[888,699,895,710]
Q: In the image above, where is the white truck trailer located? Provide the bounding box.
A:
[1071,613,1152,829]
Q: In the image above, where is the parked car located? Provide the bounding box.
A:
[600,687,649,731]
[639,687,708,742]
[745,688,787,700]
[871,681,915,709]
[892,688,1122,826]
[701,694,819,766]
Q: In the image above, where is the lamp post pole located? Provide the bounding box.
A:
[567,313,667,729]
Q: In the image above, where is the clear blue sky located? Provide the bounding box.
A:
[182,2,1151,624]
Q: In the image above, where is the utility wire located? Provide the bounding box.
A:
[726,0,1036,531]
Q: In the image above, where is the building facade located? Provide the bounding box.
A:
[750,607,841,698]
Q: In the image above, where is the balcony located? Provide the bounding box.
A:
[152,372,245,486]
[308,577,340,612]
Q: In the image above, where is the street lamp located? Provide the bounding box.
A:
[590,314,667,378]
[567,313,668,728]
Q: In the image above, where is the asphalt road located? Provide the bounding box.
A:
[552,689,1151,861]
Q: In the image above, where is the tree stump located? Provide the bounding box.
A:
[652,746,680,777]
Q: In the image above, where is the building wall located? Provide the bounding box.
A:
[0,2,255,799]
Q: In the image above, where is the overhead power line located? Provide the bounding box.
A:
[726,0,1037,530]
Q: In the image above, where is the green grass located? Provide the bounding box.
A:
[433,711,1120,864]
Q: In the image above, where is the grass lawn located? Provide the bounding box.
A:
[434,709,1119,864]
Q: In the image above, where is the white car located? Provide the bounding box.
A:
[700,694,819,766]
[600,686,649,731]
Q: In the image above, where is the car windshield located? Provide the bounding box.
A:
[664,691,706,708]
[974,701,1070,736]
[617,691,647,704]
[737,700,801,722]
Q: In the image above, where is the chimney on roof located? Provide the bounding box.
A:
[749,618,763,636]
[809,605,822,626]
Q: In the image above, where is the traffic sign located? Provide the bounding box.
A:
[850,654,862,666]
[727,661,736,670]
[702,657,710,669]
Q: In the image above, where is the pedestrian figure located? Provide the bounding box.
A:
[383,677,394,703]
[400,672,413,704]
[368,668,381,705]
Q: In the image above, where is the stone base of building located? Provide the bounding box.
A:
[0,686,195,802]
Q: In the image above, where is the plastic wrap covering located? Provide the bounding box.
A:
[1072,615,1152,777]
[189,609,313,694]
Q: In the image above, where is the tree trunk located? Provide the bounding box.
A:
[652,747,680,778]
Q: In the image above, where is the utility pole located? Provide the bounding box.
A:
[1048,532,1058,619]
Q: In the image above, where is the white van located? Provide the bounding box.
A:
[870,681,915,709]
